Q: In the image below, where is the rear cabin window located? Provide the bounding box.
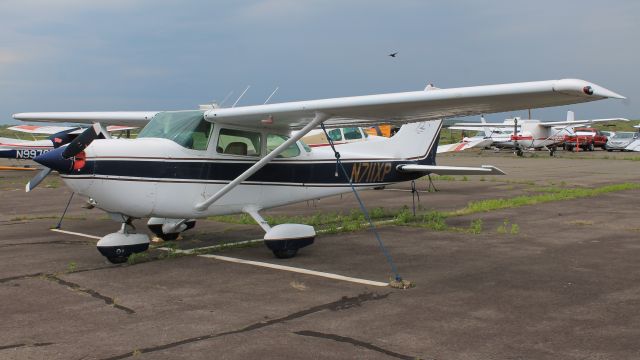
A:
[266,134,300,158]
[138,111,213,150]
[217,129,261,156]
[343,127,362,140]
[327,129,342,141]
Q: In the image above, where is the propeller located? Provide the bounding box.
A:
[26,123,107,192]
[62,123,108,159]
[49,128,80,149]
[25,168,52,192]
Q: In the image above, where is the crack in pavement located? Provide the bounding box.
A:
[101,292,390,360]
[294,330,419,360]
[0,342,55,351]
[44,274,135,315]
[0,239,95,248]
[0,272,43,283]
[0,265,116,285]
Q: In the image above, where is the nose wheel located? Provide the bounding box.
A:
[97,222,150,264]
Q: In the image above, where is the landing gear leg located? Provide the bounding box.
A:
[427,174,439,192]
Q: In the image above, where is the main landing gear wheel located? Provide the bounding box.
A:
[147,220,196,241]
[263,224,316,259]
[272,248,299,259]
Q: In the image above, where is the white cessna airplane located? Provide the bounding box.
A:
[14,79,623,263]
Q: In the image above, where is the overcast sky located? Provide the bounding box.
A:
[0,0,637,124]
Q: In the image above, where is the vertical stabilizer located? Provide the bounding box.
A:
[567,110,575,122]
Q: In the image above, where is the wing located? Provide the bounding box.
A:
[12,112,158,127]
[448,125,516,131]
[13,79,623,130]
[397,164,505,175]
[68,125,139,134]
[8,125,78,134]
[538,118,629,127]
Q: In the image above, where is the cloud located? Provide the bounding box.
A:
[0,50,23,65]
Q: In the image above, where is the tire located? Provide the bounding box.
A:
[588,143,595,151]
[272,249,298,259]
[107,256,128,264]
[147,224,180,241]
[607,149,613,152]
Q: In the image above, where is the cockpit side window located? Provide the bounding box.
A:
[266,134,301,158]
[138,111,212,150]
[217,128,261,156]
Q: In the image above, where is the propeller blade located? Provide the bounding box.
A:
[62,123,106,159]
[49,128,80,148]
[25,168,52,192]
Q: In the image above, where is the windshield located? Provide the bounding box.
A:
[613,132,635,139]
[138,111,212,150]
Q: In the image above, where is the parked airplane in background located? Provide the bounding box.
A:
[451,111,628,155]
[624,125,640,152]
[14,78,624,264]
[0,125,136,160]
[302,123,491,154]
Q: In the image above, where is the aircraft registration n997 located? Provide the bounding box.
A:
[0,125,137,161]
[13,79,624,263]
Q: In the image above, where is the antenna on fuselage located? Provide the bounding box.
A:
[264,87,279,104]
[232,86,251,108]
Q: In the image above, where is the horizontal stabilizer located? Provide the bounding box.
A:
[397,164,505,175]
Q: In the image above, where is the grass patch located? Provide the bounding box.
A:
[127,252,149,265]
[468,219,483,234]
[449,183,640,217]
[496,219,519,235]
[567,220,594,226]
[208,182,639,236]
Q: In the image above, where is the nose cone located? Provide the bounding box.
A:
[34,146,74,173]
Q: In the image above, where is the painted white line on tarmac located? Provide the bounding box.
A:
[51,228,101,240]
[199,254,389,287]
[52,231,387,287]
[157,239,264,254]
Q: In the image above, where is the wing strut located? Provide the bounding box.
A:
[194,112,331,212]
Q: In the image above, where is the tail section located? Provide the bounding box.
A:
[567,110,575,122]
[324,120,442,165]
[382,120,442,165]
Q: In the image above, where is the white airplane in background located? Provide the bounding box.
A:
[451,111,628,156]
[0,125,136,161]
[624,125,640,152]
[14,78,624,264]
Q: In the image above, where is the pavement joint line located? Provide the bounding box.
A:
[198,254,389,287]
[51,228,101,240]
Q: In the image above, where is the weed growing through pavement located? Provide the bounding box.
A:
[468,219,483,234]
[67,261,77,273]
[127,252,149,265]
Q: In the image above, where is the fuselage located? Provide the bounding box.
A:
[0,137,53,159]
[52,113,441,219]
